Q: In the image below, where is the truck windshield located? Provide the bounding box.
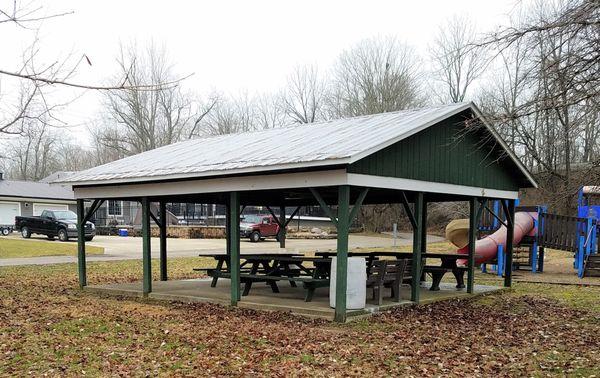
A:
[241,215,262,224]
[52,210,77,220]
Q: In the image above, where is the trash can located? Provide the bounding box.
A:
[118,228,128,237]
[329,257,367,310]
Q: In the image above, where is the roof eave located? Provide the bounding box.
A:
[63,157,353,188]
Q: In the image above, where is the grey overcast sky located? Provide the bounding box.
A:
[1,0,521,144]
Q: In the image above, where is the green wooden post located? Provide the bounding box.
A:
[229,193,241,305]
[467,198,479,293]
[504,199,516,287]
[141,197,152,296]
[225,203,231,256]
[420,198,428,253]
[77,199,87,288]
[278,205,286,248]
[411,192,424,303]
[335,185,350,323]
[159,201,167,281]
[419,198,428,283]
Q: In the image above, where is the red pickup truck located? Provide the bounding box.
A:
[240,214,281,242]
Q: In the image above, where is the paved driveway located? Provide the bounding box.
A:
[0,233,444,266]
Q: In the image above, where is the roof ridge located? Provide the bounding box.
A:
[170,102,471,145]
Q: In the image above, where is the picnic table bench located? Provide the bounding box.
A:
[316,251,477,291]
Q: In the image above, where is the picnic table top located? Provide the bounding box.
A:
[241,255,333,263]
[315,251,476,259]
[197,253,301,258]
[198,251,478,261]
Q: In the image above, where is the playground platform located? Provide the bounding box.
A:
[85,278,503,321]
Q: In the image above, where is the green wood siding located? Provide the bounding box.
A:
[348,111,525,191]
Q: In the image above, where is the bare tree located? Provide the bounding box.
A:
[255,93,286,129]
[3,120,58,180]
[96,43,213,155]
[281,65,325,124]
[0,1,190,135]
[197,92,258,136]
[328,37,423,118]
[475,0,600,212]
[430,15,486,103]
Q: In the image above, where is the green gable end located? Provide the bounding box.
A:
[348,110,525,192]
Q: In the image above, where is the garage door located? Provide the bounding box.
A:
[0,202,20,225]
[33,203,69,216]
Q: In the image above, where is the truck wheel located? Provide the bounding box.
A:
[21,227,31,239]
[85,236,94,242]
[2,228,10,236]
[47,235,55,240]
[58,229,69,242]
[250,231,261,243]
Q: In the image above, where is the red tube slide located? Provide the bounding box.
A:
[457,212,537,264]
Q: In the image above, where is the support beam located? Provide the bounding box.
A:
[309,188,338,227]
[159,201,167,281]
[483,202,507,228]
[229,192,241,305]
[283,206,301,228]
[265,205,287,248]
[77,199,87,289]
[419,198,428,283]
[400,191,417,229]
[348,188,369,224]
[467,198,484,293]
[420,197,428,253]
[502,199,516,287]
[411,192,424,302]
[335,185,350,322]
[83,199,103,224]
[278,205,286,248]
[225,202,231,256]
[141,197,152,295]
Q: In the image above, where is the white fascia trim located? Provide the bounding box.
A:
[348,102,472,164]
[73,169,348,199]
[0,196,76,204]
[57,158,352,187]
[347,173,519,199]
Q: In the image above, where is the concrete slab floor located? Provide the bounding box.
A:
[85,279,503,321]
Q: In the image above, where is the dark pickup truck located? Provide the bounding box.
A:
[15,209,95,242]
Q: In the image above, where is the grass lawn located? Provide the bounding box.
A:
[1,256,600,376]
[0,238,104,258]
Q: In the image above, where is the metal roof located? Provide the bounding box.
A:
[58,102,537,188]
[0,179,75,201]
[39,171,77,183]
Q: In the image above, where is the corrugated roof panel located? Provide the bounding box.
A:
[59,103,475,184]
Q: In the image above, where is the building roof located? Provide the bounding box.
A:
[39,171,77,183]
[57,102,537,188]
[0,179,75,201]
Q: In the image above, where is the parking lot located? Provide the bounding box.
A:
[0,233,444,266]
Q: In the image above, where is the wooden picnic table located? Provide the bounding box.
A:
[239,256,332,301]
[316,251,478,291]
[196,254,330,301]
[195,253,301,287]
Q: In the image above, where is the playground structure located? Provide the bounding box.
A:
[446,186,600,278]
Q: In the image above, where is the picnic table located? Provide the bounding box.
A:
[195,253,301,287]
[316,251,476,291]
[196,254,330,301]
[239,256,331,301]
